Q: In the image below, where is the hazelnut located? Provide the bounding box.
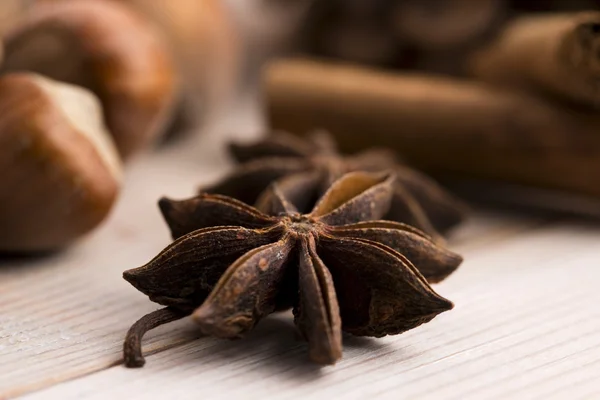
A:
[0,73,122,253]
[1,0,177,159]
[0,0,29,39]
[118,0,240,128]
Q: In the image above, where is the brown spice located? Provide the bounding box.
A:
[469,12,600,108]
[202,131,467,240]
[265,58,600,198]
[123,171,462,367]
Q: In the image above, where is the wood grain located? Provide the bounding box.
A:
[2,96,599,399]
[12,219,600,400]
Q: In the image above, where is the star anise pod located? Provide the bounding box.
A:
[203,131,468,241]
[123,172,462,367]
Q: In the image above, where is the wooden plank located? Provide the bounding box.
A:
[1,96,586,399]
[0,175,537,398]
[0,99,267,398]
[10,217,598,399]
[0,156,545,397]
[0,149,212,398]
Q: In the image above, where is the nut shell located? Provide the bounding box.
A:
[119,0,240,126]
[0,0,28,39]
[0,73,122,252]
[2,0,177,158]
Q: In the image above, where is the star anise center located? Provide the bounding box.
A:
[280,213,322,236]
[122,170,463,368]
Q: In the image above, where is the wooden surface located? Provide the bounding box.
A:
[2,97,600,399]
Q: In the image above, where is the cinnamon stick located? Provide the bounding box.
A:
[265,59,600,198]
[469,12,600,107]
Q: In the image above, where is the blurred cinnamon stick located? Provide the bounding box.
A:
[469,12,600,107]
[265,59,600,198]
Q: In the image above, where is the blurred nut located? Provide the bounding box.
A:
[0,0,30,39]
[0,73,122,253]
[119,0,240,128]
[2,0,178,159]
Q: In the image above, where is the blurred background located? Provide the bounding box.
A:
[1,0,600,253]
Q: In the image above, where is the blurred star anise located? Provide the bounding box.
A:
[203,131,467,241]
[123,172,462,367]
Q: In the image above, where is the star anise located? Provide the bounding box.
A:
[123,171,462,367]
[203,131,468,241]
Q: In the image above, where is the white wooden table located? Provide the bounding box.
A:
[1,96,599,400]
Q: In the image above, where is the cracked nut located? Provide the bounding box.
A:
[1,0,177,159]
[0,73,122,253]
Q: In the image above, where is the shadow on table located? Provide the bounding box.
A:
[170,311,391,384]
[0,250,63,272]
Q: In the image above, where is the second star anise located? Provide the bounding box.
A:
[202,131,468,241]
[123,172,462,367]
